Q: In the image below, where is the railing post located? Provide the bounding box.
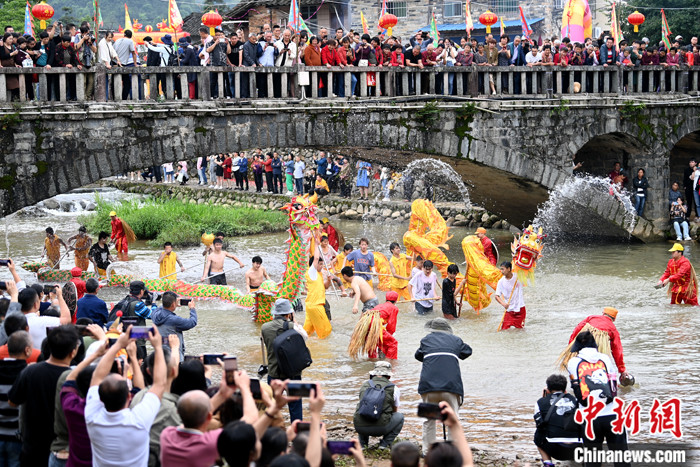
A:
[130,74,139,100]
[75,73,85,101]
[58,73,67,102]
[468,71,478,97]
[442,71,449,96]
[95,68,106,102]
[401,72,408,96]
[18,72,27,102]
[199,71,211,100]
[281,72,288,98]
[166,74,175,100]
[360,71,367,97]
[545,71,553,98]
[149,73,159,100]
[114,74,123,101]
[311,71,318,98]
[38,73,48,102]
[428,71,436,94]
[179,73,189,100]
[0,75,6,102]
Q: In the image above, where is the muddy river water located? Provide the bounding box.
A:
[2,191,698,462]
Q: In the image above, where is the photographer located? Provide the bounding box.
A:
[152,292,197,361]
[108,281,158,359]
[76,25,97,99]
[533,374,581,465]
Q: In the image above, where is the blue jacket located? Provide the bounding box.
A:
[316,157,328,176]
[415,331,472,397]
[76,294,109,327]
[151,306,198,360]
[510,44,526,66]
[285,160,295,174]
[272,158,283,175]
[238,157,249,173]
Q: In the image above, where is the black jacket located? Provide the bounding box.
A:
[415,331,472,396]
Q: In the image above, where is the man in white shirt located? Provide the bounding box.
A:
[408,259,439,315]
[85,326,167,467]
[198,27,213,66]
[526,44,542,65]
[97,31,121,101]
[17,286,71,348]
[495,261,526,330]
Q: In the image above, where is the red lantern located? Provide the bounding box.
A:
[202,10,222,36]
[379,13,398,37]
[145,25,153,32]
[479,10,498,34]
[31,1,54,30]
[627,10,645,33]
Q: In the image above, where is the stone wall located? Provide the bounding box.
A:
[101,180,514,231]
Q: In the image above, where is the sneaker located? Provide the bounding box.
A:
[677,237,682,241]
[684,236,692,241]
[209,185,215,188]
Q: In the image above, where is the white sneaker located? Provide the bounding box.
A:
[677,237,682,241]
[684,236,692,241]
[209,185,215,188]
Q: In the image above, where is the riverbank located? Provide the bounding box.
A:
[99,180,517,232]
[77,197,288,247]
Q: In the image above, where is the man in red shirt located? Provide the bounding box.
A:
[475,227,497,266]
[657,243,698,305]
[320,40,338,97]
[70,267,87,299]
[321,218,340,251]
[110,211,128,261]
[421,44,438,67]
[568,307,629,378]
[367,291,399,360]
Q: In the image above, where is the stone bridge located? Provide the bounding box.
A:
[1,95,698,241]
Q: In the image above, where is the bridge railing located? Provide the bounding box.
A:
[0,65,698,103]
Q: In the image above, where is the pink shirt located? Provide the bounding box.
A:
[160,426,222,467]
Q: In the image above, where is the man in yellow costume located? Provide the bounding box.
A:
[304,251,332,339]
[43,227,68,268]
[388,242,412,301]
[158,242,186,279]
[68,226,92,271]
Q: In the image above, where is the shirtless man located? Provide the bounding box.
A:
[201,238,245,285]
[245,256,270,293]
[202,232,225,277]
[341,266,378,314]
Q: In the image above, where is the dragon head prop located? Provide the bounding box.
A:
[511,225,545,285]
[282,194,321,234]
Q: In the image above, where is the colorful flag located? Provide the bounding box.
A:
[429,11,439,40]
[94,0,103,27]
[661,9,672,49]
[499,16,505,36]
[609,2,622,47]
[23,1,33,36]
[288,0,300,32]
[519,6,532,41]
[465,0,473,37]
[168,0,183,30]
[124,3,132,32]
[378,0,387,32]
[361,11,369,34]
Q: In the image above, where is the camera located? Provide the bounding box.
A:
[417,402,447,420]
[286,381,317,397]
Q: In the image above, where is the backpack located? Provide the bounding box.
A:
[272,321,312,378]
[108,296,141,325]
[357,380,393,422]
[573,358,615,405]
[165,45,177,66]
[146,47,161,67]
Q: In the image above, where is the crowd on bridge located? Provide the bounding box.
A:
[2,18,700,101]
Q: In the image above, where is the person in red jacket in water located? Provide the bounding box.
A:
[476,227,497,266]
[656,243,698,305]
[367,291,400,360]
[568,307,630,381]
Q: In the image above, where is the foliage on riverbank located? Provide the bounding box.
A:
[78,198,288,247]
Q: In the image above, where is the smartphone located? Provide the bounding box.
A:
[286,381,317,398]
[121,317,139,328]
[296,422,310,433]
[179,298,192,306]
[108,337,118,347]
[75,324,92,337]
[203,353,224,365]
[129,326,153,340]
[250,378,262,400]
[184,355,200,362]
[162,336,170,346]
[43,284,57,295]
[223,356,238,386]
[327,440,354,455]
[0,259,10,266]
[0,282,5,290]
[417,402,446,421]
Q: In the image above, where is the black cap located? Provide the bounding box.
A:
[129,280,147,295]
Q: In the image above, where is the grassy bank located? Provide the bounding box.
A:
[78,198,288,247]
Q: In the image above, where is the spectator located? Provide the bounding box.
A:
[415,318,472,454]
[76,278,109,327]
[314,175,329,198]
[264,153,275,193]
[353,361,404,449]
[0,332,31,466]
[75,26,97,100]
[261,299,308,422]
[113,30,139,100]
[108,280,157,359]
[53,34,81,100]
[130,336,182,466]
[152,293,198,361]
[670,197,691,241]
[158,384,235,467]
[356,160,372,200]
[238,152,250,191]
[271,152,283,194]
[252,155,265,192]
[85,326,167,467]
[423,402,474,467]
[668,181,682,206]
[566,331,630,467]
[632,168,649,217]
[0,315,41,362]
[293,155,305,194]
[179,37,199,99]
[241,33,259,98]
[533,374,581,465]
[9,325,81,466]
[206,29,230,98]
[408,259,439,315]
[17,285,71,349]
[391,441,420,467]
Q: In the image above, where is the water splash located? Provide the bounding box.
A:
[533,175,638,242]
[396,158,471,207]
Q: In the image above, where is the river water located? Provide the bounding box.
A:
[2,190,698,461]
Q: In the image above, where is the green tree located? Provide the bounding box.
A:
[619,0,700,46]
[0,0,30,33]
